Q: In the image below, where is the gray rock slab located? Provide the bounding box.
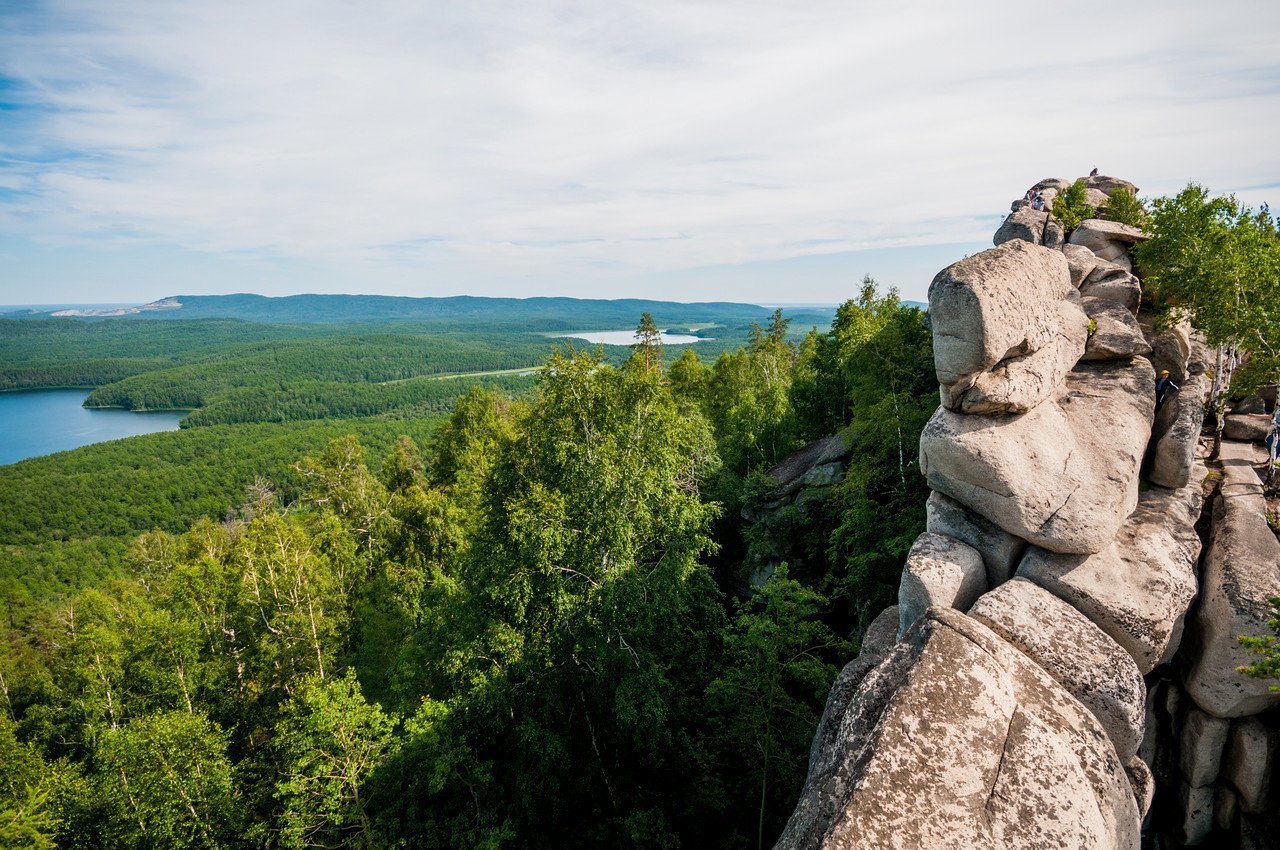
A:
[1082,296,1151,361]
[1223,414,1273,442]
[1225,718,1275,813]
[775,607,1140,850]
[1063,243,1101,288]
[1071,218,1148,249]
[1017,471,1204,673]
[969,578,1147,760]
[1179,782,1215,846]
[1081,271,1142,313]
[994,206,1063,248]
[897,532,987,637]
[1183,441,1280,718]
[1180,706,1230,786]
[925,490,1027,587]
[921,359,1153,555]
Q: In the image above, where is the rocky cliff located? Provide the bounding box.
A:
[776,176,1280,848]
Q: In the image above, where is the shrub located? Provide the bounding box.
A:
[1100,187,1151,229]
[1051,179,1096,233]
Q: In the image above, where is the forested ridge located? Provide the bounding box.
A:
[2,311,787,426]
[0,286,930,849]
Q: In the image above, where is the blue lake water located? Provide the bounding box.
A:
[558,330,710,345]
[0,389,186,465]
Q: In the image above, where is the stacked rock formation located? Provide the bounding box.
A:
[776,175,1279,848]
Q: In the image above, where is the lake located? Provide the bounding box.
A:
[0,389,187,465]
[555,330,710,345]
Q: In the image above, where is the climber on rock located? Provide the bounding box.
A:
[1155,370,1180,409]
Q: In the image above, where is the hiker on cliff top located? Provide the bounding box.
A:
[1155,370,1180,409]
[1031,192,1045,211]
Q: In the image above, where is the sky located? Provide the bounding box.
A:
[1,1,1278,307]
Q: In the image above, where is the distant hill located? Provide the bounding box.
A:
[38,293,808,330]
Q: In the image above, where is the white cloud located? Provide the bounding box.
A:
[1,0,1278,298]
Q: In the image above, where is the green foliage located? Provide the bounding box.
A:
[1051,179,1097,233]
[705,568,848,849]
[0,416,442,544]
[0,297,928,848]
[1135,185,1280,360]
[93,711,237,849]
[1098,187,1150,229]
[273,671,397,850]
[1239,596,1280,691]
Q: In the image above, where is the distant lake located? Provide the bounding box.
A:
[0,389,186,465]
[556,330,710,345]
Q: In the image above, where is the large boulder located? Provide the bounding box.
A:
[1081,296,1151,361]
[969,578,1147,760]
[1084,175,1140,197]
[1183,442,1280,718]
[925,490,1027,586]
[994,207,1064,248]
[1081,271,1142,314]
[1070,219,1148,252]
[1063,243,1101,289]
[1085,255,1134,281]
[897,532,987,636]
[928,241,1086,414]
[1225,719,1275,813]
[1180,706,1230,786]
[1142,318,1194,382]
[765,428,853,500]
[1017,470,1205,673]
[1149,372,1210,488]
[1223,414,1273,442]
[1032,177,1072,192]
[920,359,1154,554]
[775,607,1140,850]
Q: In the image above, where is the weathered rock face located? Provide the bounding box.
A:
[1016,470,1204,674]
[928,241,1085,414]
[920,359,1153,554]
[897,532,986,636]
[925,490,1027,586]
[1225,719,1275,813]
[1071,219,1148,253]
[1082,297,1151,361]
[1063,243,1101,288]
[1142,319,1194,382]
[1180,707,1230,786]
[775,608,1140,850]
[1081,271,1142,313]
[1085,175,1140,197]
[995,207,1065,248]
[1182,442,1280,718]
[969,578,1147,761]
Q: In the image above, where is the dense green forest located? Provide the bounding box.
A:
[0,283,934,849]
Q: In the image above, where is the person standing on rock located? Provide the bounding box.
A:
[1156,370,1180,409]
